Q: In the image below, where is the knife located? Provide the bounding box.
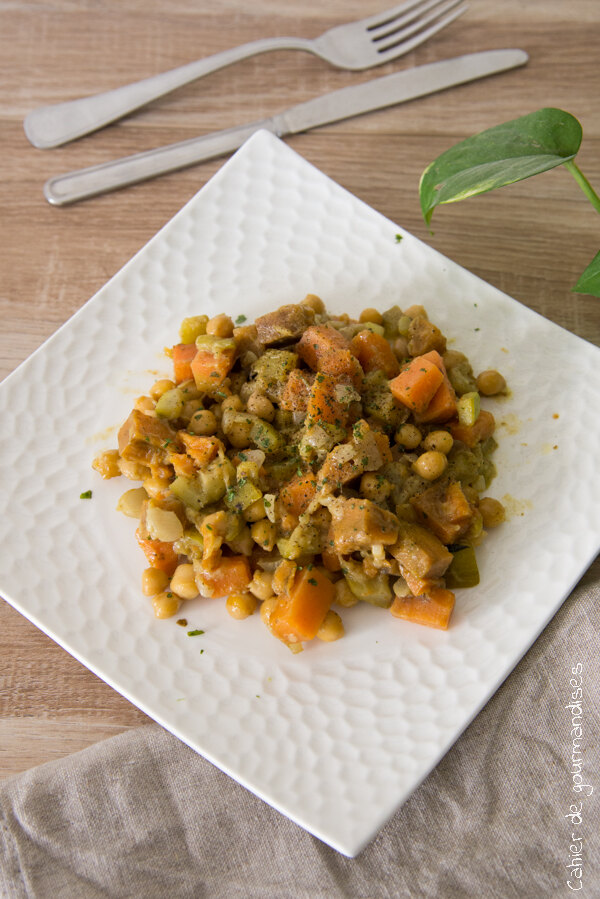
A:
[43,49,528,206]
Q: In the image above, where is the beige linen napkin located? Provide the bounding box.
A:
[1,559,598,899]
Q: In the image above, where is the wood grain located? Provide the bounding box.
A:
[1,0,599,779]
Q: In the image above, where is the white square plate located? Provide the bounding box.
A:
[1,131,599,856]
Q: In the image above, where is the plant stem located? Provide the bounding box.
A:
[564,160,600,214]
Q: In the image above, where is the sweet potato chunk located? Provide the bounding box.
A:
[118,409,177,464]
[255,303,314,346]
[329,497,399,554]
[410,480,475,544]
[297,324,363,387]
[388,521,453,579]
[407,316,447,356]
[279,369,313,412]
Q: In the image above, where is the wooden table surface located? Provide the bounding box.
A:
[1,0,599,780]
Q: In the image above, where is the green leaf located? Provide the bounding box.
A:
[573,250,600,297]
[420,108,583,225]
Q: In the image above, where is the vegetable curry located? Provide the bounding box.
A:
[93,295,506,652]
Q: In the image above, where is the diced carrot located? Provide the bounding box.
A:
[306,373,350,428]
[413,350,457,423]
[389,354,444,413]
[198,555,252,598]
[172,343,198,384]
[135,527,179,575]
[349,330,400,378]
[270,566,335,643]
[278,472,318,521]
[179,433,223,467]
[448,409,496,447]
[190,346,236,392]
[296,325,363,387]
[390,587,456,629]
[410,481,475,544]
[279,369,313,412]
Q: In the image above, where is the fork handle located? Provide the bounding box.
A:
[24,36,313,149]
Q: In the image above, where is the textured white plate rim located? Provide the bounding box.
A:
[1,129,599,857]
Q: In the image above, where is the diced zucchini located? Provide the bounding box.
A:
[341,558,393,607]
[155,387,185,419]
[457,392,481,427]
[445,545,480,588]
[170,457,234,510]
[448,361,477,396]
[195,334,236,355]
[250,418,284,454]
[224,478,263,513]
[251,350,298,400]
[381,305,404,339]
[179,315,208,344]
[174,528,204,562]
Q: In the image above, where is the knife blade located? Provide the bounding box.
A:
[44,49,528,205]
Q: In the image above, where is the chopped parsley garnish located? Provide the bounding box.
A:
[235,314,247,324]
[308,577,318,586]
[79,490,92,499]
[187,629,205,637]
[394,233,403,243]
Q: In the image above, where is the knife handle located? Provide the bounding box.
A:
[44,120,278,206]
[24,37,312,149]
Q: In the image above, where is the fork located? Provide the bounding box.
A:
[24,0,467,150]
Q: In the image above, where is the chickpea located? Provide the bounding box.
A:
[246,392,275,421]
[359,307,384,325]
[149,378,176,400]
[334,578,358,608]
[152,591,181,619]
[244,498,267,523]
[260,598,278,628]
[250,519,277,551]
[226,415,252,449]
[412,450,448,481]
[476,370,507,396]
[316,610,345,642]
[395,423,422,449]
[188,408,218,436]
[221,395,244,414]
[226,592,257,620]
[92,449,121,479]
[170,563,199,600]
[248,569,275,601]
[181,398,204,422]
[479,497,506,528]
[421,430,453,455]
[360,472,392,503]
[206,313,234,338]
[301,293,325,314]
[117,486,147,518]
[134,395,155,414]
[272,560,297,595]
[141,567,169,596]
[143,477,172,502]
[403,304,428,320]
[393,336,409,360]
